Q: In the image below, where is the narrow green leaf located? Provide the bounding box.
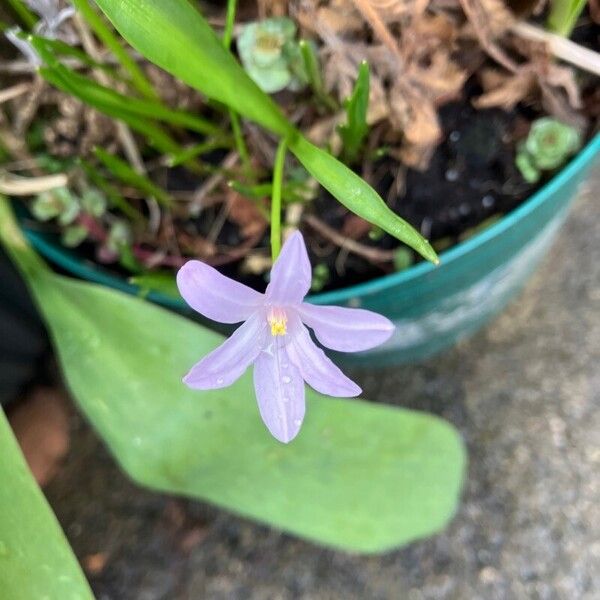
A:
[71,0,159,101]
[0,196,462,552]
[167,139,231,167]
[91,0,438,263]
[338,61,370,163]
[0,410,94,599]
[6,0,36,29]
[547,0,587,37]
[38,66,181,156]
[229,180,308,204]
[26,33,121,76]
[78,158,143,220]
[300,40,337,111]
[93,147,172,207]
[289,136,440,264]
[129,271,179,299]
[30,40,220,137]
[93,0,293,137]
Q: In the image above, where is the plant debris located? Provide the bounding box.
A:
[1,0,597,293]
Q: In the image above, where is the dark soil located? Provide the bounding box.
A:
[302,98,537,291]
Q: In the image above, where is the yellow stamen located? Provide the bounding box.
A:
[268,308,287,336]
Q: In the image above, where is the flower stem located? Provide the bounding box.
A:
[229,110,253,179]
[270,138,288,260]
[222,0,237,50]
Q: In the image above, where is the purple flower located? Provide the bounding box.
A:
[177,231,394,443]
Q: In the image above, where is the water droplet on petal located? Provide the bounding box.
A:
[216,377,224,385]
[282,397,289,403]
[293,419,302,426]
[282,376,291,384]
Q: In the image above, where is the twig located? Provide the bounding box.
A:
[512,22,600,77]
[0,172,68,195]
[190,151,239,214]
[350,0,404,66]
[73,12,160,231]
[459,0,518,73]
[0,82,31,105]
[73,13,146,174]
[304,214,395,263]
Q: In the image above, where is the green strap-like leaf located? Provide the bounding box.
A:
[93,0,293,137]
[289,136,440,264]
[0,411,94,599]
[338,61,370,163]
[92,0,439,263]
[0,196,463,552]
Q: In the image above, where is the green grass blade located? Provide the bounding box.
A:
[72,0,158,100]
[338,61,370,163]
[93,0,293,137]
[289,136,440,264]
[94,147,171,207]
[6,0,36,29]
[547,0,587,37]
[30,40,220,137]
[299,40,337,111]
[78,158,143,220]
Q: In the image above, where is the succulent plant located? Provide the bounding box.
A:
[237,17,307,93]
[32,187,80,225]
[516,118,582,183]
[61,224,88,248]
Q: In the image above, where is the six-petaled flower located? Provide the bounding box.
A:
[177,231,394,443]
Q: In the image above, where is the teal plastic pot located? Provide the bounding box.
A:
[22,134,600,366]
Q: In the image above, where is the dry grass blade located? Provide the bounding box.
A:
[304,213,395,263]
[0,83,32,105]
[0,172,68,195]
[512,22,600,77]
[459,0,518,72]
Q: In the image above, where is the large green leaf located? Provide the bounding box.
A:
[0,197,464,552]
[91,0,439,264]
[0,411,94,599]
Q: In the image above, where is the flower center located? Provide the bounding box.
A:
[267,307,287,336]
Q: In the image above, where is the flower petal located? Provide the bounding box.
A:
[253,337,305,443]
[183,313,266,389]
[297,304,394,352]
[266,231,312,305]
[287,319,361,398]
[177,260,263,324]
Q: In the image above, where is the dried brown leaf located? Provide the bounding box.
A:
[408,51,467,101]
[389,82,441,168]
[459,0,518,71]
[368,0,430,21]
[227,192,268,239]
[474,67,536,109]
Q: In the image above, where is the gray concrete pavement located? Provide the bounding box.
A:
[46,172,599,600]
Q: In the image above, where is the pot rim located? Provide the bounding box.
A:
[23,134,600,308]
